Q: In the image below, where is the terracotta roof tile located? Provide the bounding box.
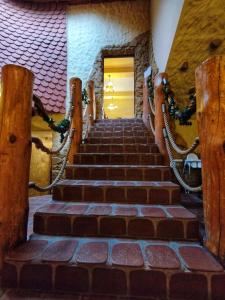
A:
[0,0,67,113]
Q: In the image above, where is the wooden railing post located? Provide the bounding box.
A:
[87,80,95,127]
[142,67,151,129]
[196,55,225,260]
[68,77,82,164]
[0,64,34,265]
[154,73,169,164]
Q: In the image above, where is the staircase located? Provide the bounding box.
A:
[2,119,224,299]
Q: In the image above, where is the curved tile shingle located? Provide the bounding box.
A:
[0,0,67,113]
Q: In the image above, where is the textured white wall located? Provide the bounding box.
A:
[67,0,150,86]
[151,0,184,72]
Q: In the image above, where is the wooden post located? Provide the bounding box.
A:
[0,65,34,265]
[142,67,151,129]
[87,80,95,127]
[154,72,169,164]
[196,55,225,260]
[68,77,82,164]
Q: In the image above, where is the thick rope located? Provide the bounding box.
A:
[31,101,74,155]
[148,96,156,115]
[163,128,202,192]
[29,128,75,192]
[162,103,199,155]
[148,113,155,136]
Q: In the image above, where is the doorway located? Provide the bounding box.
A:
[103,57,134,119]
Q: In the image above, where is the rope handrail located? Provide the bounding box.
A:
[29,128,75,191]
[33,94,71,143]
[161,78,196,125]
[163,128,202,192]
[148,113,155,136]
[162,103,200,155]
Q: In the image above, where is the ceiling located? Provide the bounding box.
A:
[22,0,123,3]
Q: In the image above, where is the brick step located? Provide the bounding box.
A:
[53,180,180,205]
[87,136,154,144]
[3,236,224,299]
[74,153,163,165]
[33,201,199,241]
[79,144,159,154]
[95,118,143,124]
[88,131,152,138]
[91,126,147,131]
[66,165,171,181]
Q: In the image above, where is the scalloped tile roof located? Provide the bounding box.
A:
[0,0,67,113]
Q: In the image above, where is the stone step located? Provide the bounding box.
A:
[3,236,224,299]
[79,144,159,154]
[53,180,180,205]
[87,136,154,144]
[73,153,163,165]
[33,201,199,241]
[88,131,152,138]
[66,165,171,181]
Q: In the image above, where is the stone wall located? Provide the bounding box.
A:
[88,32,150,118]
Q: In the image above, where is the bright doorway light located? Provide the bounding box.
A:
[103,57,134,119]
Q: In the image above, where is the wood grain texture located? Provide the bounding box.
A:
[68,78,82,163]
[87,80,95,127]
[196,55,225,260]
[142,74,151,130]
[0,64,34,266]
[154,73,169,165]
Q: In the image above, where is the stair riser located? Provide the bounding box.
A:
[34,213,199,241]
[73,154,163,165]
[91,126,147,131]
[79,144,159,154]
[3,246,222,300]
[87,137,155,144]
[66,166,171,181]
[88,132,152,138]
[53,185,180,205]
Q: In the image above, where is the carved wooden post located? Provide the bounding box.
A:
[87,80,95,127]
[196,55,225,260]
[0,65,34,265]
[154,72,169,164]
[68,77,82,164]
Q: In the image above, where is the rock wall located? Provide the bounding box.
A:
[88,32,150,118]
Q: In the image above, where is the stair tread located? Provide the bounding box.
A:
[56,179,179,187]
[5,234,223,273]
[67,164,169,168]
[35,200,197,219]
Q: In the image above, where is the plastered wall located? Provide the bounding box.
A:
[67,0,150,86]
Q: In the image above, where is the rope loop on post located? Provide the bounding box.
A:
[148,113,155,136]
[162,103,200,155]
[164,130,202,192]
[29,128,75,192]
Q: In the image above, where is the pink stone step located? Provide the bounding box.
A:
[33,201,199,241]
[3,236,224,299]
[73,153,163,165]
[66,164,171,181]
[87,136,155,144]
[53,180,180,205]
[79,143,159,154]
